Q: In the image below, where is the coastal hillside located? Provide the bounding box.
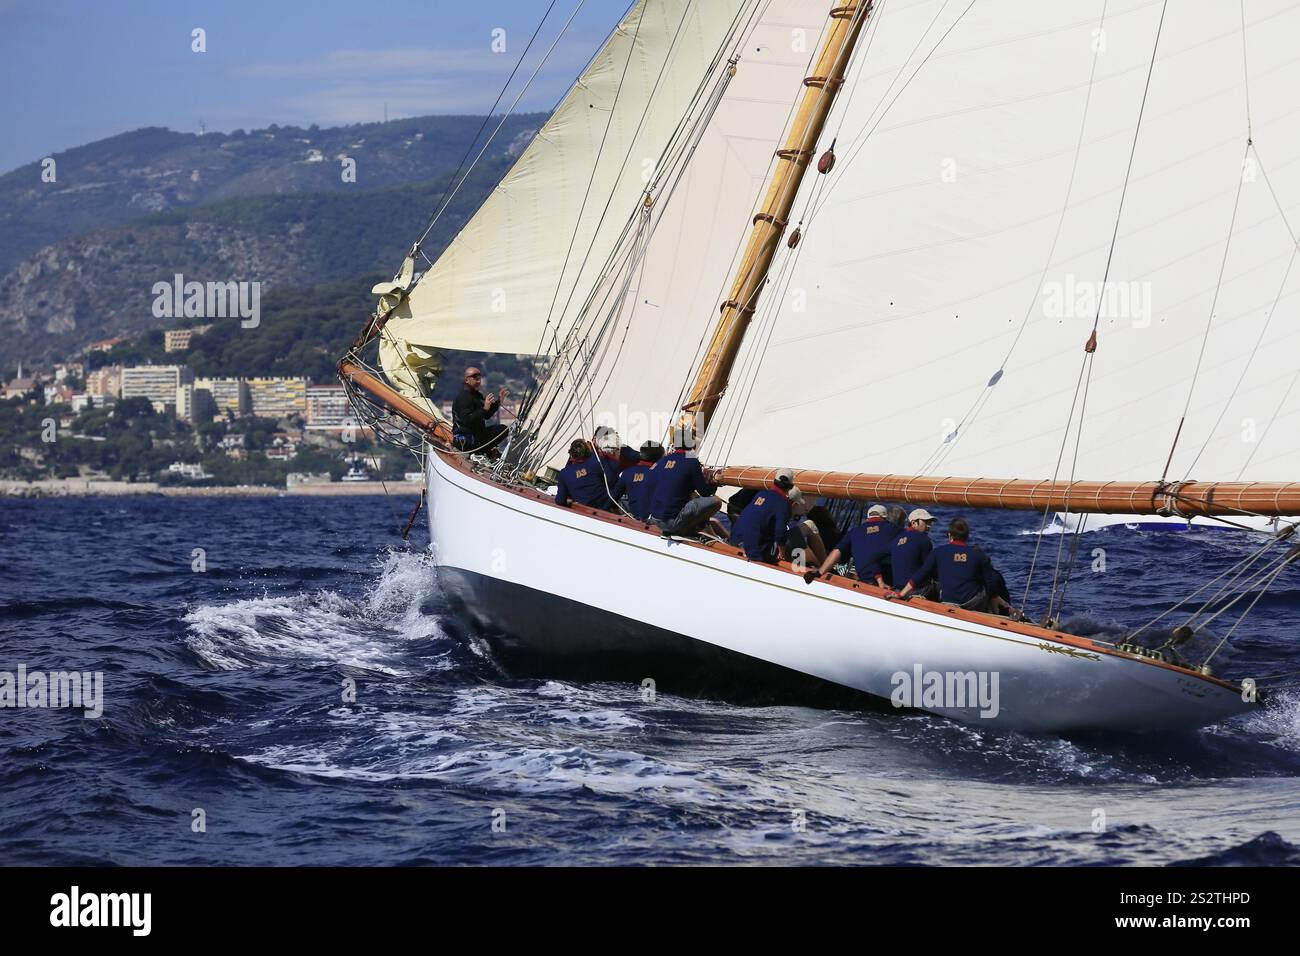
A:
[0,115,541,364]
[0,115,542,275]
[0,156,516,364]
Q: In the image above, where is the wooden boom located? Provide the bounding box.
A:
[338,358,453,446]
[718,466,1300,518]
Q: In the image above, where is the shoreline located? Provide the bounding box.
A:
[1,479,423,498]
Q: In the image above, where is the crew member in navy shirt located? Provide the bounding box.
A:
[805,503,898,586]
[555,439,616,511]
[892,517,1012,614]
[890,508,937,595]
[612,441,663,520]
[729,470,795,562]
[647,426,720,536]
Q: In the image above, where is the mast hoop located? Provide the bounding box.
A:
[720,298,758,315]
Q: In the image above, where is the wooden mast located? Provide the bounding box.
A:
[683,0,873,437]
[718,465,1300,518]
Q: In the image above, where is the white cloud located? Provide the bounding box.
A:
[235,41,595,122]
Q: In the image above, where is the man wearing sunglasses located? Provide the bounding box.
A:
[452,366,509,457]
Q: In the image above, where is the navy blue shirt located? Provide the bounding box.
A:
[729,486,792,562]
[910,540,998,605]
[597,451,624,480]
[647,451,716,522]
[613,461,657,520]
[555,454,615,510]
[835,517,899,583]
[890,527,934,589]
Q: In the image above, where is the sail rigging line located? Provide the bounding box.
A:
[1026,0,1168,620]
[1165,3,1259,483]
[1043,349,1097,626]
[917,0,1110,479]
[700,0,977,461]
[1233,147,1300,480]
[683,0,879,447]
[1165,138,1253,483]
[1048,0,1170,619]
[518,32,746,472]
[1188,545,1287,633]
[824,0,890,144]
[517,0,760,454]
[527,0,756,364]
[804,0,976,228]
[525,60,733,473]
[410,0,560,259]
[527,0,655,369]
[1181,205,1299,481]
[413,0,589,260]
[1191,546,1299,667]
[526,210,656,473]
[1126,528,1286,642]
[707,0,935,469]
[1240,0,1253,142]
[667,6,834,436]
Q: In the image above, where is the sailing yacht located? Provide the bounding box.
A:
[337,0,1300,733]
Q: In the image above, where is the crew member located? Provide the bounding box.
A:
[891,517,1013,614]
[647,425,721,536]
[784,488,827,568]
[452,366,508,456]
[591,426,624,497]
[555,439,615,511]
[612,441,663,521]
[805,504,898,586]
[890,508,937,597]
[729,469,796,562]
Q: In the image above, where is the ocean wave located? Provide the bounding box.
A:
[182,549,444,674]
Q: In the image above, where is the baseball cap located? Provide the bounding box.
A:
[867,504,888,517]
[908,508,936,523]
[774,467,795,489]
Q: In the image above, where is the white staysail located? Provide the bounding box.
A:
[710,0,1300,486]
[379,0,754,396]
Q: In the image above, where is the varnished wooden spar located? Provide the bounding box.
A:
[718,466,1300,518]
[338,358,454,446]
[684,1,874,433]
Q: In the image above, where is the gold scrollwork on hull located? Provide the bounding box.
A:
[1036,642,1101,662]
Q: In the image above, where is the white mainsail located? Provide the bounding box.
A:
[709,0,1300,486]
[379,0,755,398]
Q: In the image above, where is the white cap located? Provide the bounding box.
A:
[909,508,936,523]
[867,504,888,517]
[789,487,810,516]
[593,425,620,453]
[774,467,795,489]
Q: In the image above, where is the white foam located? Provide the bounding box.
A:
[183,549,443,673]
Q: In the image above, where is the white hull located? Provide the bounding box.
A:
[426,451,1255,734]
[1050,512,1300,534]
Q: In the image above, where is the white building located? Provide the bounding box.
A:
[122,365,193,414]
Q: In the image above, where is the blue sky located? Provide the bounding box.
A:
[0,0,633,173]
